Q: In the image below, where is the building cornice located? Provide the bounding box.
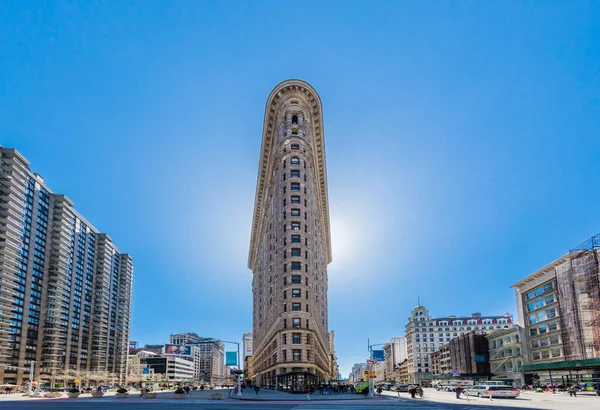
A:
[248,79,332,269]
[510,254,570,290]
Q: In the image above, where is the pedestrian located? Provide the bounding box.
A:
[455,386,464,399]
[254,385,260,395]
[568,385,578,397]
[409,385,416,398]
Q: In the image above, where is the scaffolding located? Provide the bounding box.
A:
[556,234,600,361]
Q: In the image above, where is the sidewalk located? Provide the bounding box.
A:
[233,388,385,401]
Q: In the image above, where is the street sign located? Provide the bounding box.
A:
[367,359,377,365]
[372,350,384,362]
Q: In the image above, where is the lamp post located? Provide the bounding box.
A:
[222,340,242,397]
[367,340,386,398]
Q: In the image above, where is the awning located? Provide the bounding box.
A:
[520,358,600,372]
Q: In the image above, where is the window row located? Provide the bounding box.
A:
[283,318,310,329]
[529,321,559,336]
[283,157,307,167]
[284,275,308,285]
[283,302,309,312]
[282,170,307,181]
[282,209,307,219]
[283,195,307,207]
[527,294,555,313]
[531,334,560,348]
[283,289,309,299]
[532,348,561,361]
[283,235,308,246]
[281,349,304,362]
[283,182,307,194]
[526,281,555,300]
[283,262,308,272]
[283,222,308,233]
[528,307,557,325]
[283,248,309,259]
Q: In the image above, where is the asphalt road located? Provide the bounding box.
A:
[3,397,550,410]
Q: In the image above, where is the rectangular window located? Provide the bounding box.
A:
[291,196,300,204]
[291,157,300,165]
[292,333,301,344]
[283,290,287,299]
[291,222,301,230]
[283,303,287,312]
[291,183,300,191]
[291,235,301,243]
[283,350,287,361]
[291,170,300,178]
[293,349,301,361]
[292,289,301,298]
[291,209,300,217]
[291,144,299,150]
[291,262,301,271]
[292,303,301,311]
[291,248,301,257]
[292,318,301,328]
[291,275,301,284]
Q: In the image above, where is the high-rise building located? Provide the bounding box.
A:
[170,332,202,345]
[0,147,133,386]
[405,305,512,384]
[248,80,333,388]
[383,337,407,382]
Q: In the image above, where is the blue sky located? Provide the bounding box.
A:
[1,1,599,377]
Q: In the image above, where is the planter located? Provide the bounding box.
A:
[44,392,62,398]
[145,392,157,399]
[115,392,129,399]
[67,393,80,398]
[90,392,104,398]
[211,393,223,400]
[173,393,186,400]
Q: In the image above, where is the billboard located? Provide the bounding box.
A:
[164,344,192,357]
[243,333,253,357]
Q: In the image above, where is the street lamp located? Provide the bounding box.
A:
[367,340,386,398]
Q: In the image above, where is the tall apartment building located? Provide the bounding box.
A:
[512,233,600,386]
[405,305,512,384]
[0,147,133,385]
[248,80,333,388]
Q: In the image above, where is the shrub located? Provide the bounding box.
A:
[116,388,128,394]
[174,387,185,394]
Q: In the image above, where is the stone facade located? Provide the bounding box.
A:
[405,305,512,383]
[248,80,332,388]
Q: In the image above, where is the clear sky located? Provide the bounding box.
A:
[1,1,599,377]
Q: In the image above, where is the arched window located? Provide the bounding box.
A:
[292,115,298,124]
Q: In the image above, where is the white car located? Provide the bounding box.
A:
[468,385,520,398]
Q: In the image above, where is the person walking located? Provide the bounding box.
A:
[254,385,260,395]
[409,385,417,398]
[455,386,464,399]
[568,385,578,397]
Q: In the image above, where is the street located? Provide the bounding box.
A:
[1,388,598,410]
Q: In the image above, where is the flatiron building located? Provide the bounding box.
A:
[248,80,333,387]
